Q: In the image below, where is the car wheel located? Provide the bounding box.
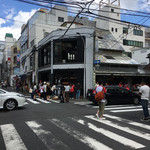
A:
[4,99,17,110]
[133,98,139,105]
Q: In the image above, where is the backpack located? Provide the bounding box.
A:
[95,89,105,102]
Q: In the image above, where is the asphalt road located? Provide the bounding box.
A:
[0,92,150,150]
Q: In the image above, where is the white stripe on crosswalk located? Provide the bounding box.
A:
[48,99,60,103]
[36,98,51,103]
[110,108,150,113]
[105,106,142,110]
[49,118,113,150]
[74,118,145,149]
[85,115,150,141]
[1,124,27,150]
[26,121,69,149]
[104,114,150,130]
[26,98,40,104]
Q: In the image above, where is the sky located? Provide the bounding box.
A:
[0,0,150,41]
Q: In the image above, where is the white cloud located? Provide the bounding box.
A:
[0,9,37,41]
[0,18,6,27]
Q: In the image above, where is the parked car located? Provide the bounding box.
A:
[87,85,141,105]
[0,89,27,110]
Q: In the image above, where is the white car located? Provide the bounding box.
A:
[0,89,27,110]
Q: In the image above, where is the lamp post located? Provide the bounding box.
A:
[77,32,86,98]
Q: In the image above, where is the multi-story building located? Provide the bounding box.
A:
[10,41,20,86]
[20,6,68,87]
[0,41,5,82]
[2,33,16,85]
[95,0,145,57]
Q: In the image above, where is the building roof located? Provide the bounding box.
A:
[5,33,13,38]
[95,52,139,65]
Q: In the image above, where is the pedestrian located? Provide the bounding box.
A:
[46,83,52,101]
[59,85,65,103]
[43,81,47,100]
[29,84,34,99]
[75,82,81,100]
[40,83,44,99]
[95,81,106,120]
[70,83,75,99]
[64,83,71,102]
[139,82,150,121]
[33,83,37,101]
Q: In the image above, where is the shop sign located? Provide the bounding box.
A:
[94,60,100,64]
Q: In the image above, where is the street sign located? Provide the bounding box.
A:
[94,60,100,64]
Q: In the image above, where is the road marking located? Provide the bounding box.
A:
[1,124,27,150]
[36,98,51,103]
[26,121,69,150]
[110,108,150,113]
[26,98,40,104]
[49,118,113,150]
[74,118,145,149]
[105,106,142,110]
[104,114,150,130]
[48,99,60,103]
[85,115,150,141]
[74,102,93,105]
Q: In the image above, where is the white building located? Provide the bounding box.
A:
[20,6,68,86]
[95,0,145,57]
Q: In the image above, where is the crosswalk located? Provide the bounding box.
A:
[74,101,150,113]
[0,114,150,150]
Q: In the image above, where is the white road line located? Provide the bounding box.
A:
[74,118,145,149]
[24,102,28,105]
[36,98,51,104]
[74,102,93,105]
[26,121,69,150]
[1,124,27,150]
[110,108,145,112]
[104,114,150,130]
[49,118,113,150]
[105,106,142,110]
[85,115,150,141]
[49,99,60,103]
[26,98,40,104]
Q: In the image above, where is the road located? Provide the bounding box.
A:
[0,92,150,150]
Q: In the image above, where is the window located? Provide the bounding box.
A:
[123,27,128,34]
[14,56,17,64]
[123,39,143,47]
[58,17,64,22]
[115,28,118,32]
[133,29,143,36]
[111,28,114,32]
[14,48,17,53]
[104,55,115,59]
[30,39,34,47]
[111,8,114,12]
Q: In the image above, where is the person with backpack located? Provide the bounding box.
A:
[95,81,106,120]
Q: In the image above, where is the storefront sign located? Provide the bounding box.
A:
[94,60,100,64]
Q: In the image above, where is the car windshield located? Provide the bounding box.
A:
[0,89,8,93]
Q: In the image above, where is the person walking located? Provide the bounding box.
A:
[43,82,47,100]
[95,81,106,120]
[70,83,75,99]
[75,83,81,100]
[139,82,150,121]
[33,83,37,101]
[64,83,71,103]
[46,83,52,101]
[40,83,44,99]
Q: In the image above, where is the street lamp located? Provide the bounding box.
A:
[76,32,86,98]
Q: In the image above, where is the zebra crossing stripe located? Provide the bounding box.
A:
[105,106,142,110]
[110,108,150,113]
[36,98,51,103]
[85,115,150,141]
[1,124,27,150]
[26,98,40,104]
[49,118,113,150]
[74,118,145,149]
[26,121,69,149]
[104,114,150,130]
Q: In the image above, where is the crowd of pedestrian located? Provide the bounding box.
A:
[28,81,81,103]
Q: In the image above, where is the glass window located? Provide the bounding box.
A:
[111,28,114,32]
[58,17,64,22]
[123,27,128,34]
